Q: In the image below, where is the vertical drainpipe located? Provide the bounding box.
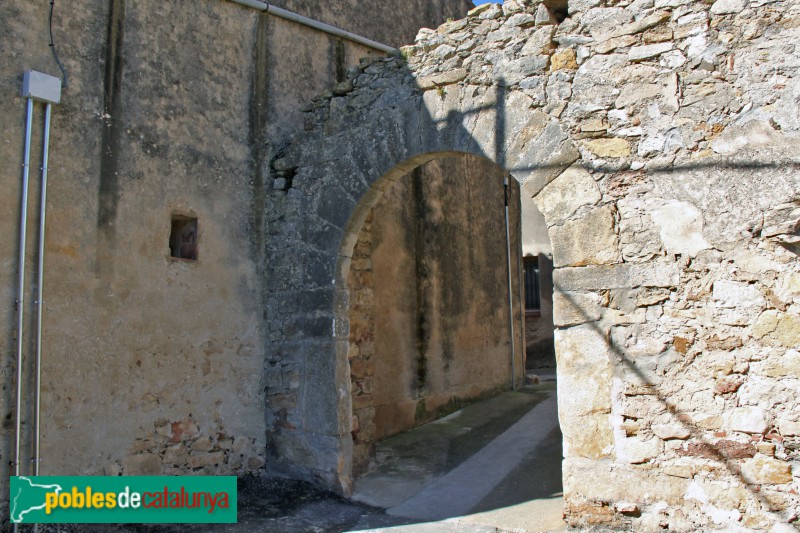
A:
[33,103,54,480]
[14,72,61,533]
[14,98,35,485]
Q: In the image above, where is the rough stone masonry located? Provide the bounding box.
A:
[265,0,800,530]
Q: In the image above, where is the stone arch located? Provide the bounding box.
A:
[264,1,800,529]
[264,57,588,491]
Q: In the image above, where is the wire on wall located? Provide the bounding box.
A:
[49,0,68,88]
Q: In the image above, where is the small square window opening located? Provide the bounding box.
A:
[169,215,198,261]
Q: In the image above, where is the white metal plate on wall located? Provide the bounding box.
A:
[22,70,62,104]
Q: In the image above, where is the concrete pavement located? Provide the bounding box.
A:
[350,375,565,532]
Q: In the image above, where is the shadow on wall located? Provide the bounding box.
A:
[263,3,800,529]
[346,153,523,475]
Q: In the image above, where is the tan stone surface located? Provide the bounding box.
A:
[551,49,578,70]
[550,205,620,267]
[584,138,632,158]
[556,326,614,459]
[741,456,793,485]
[346,155,524,467]
[553,291,603,327]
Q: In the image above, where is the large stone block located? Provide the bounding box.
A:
[652,424,691,440]
[617,436,662,464]
[553,262,680,291]
[553,290,603,326]
[534,163,602,225]
[751,350,800,379]
[615,83,661,108]
[778,418,800,436]
[564,413,614,459]
[551,49,578,70]
[550,205,621,267]
[752,311,800,348]
[493,55,550,85]
[684,479,750,513]
[417,68,468,90]
[563,458,689,507]
[514,120,581,198]
[730,406,769,434]
[584,138,631,158]
[556,325,614,458]
[713,280,766,309]
[713,279,767,325]
[710,0,748,15]
[628,42,674,62]
[710,121,785,155]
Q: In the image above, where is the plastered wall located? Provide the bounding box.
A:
[347,155,524,474]
[0,0,472,523]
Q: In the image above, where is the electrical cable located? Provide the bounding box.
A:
[49,0,68,88]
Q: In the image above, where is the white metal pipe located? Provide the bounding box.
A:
[228,0,397,54]
[33,103,53,478]
[15,98,34,482]
[503,176,516,390]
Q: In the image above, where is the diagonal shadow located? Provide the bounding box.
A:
[552,285,794,527]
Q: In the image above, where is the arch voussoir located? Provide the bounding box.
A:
[264,2,800,529]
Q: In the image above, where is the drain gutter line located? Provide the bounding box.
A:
[227,0,397,54]
[503,176,516,390]
[14,97,34,483]
[14,76,61,533]
[33,102,54,479]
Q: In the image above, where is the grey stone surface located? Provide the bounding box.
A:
[257,0,800,527]
[647,199,711,257]
[628,42,674,61]
[553,291,603,327]
[553,263,680,291]
[710,0,748,15]
[534,163,602,225]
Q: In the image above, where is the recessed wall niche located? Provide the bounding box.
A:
[169,214,198,261]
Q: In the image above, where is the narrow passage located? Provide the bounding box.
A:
[351,374,565,532]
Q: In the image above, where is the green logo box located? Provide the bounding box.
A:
[10,476,237,524]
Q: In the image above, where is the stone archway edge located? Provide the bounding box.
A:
[265,0,800,528]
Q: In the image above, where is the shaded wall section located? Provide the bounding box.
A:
[347,155,524,474]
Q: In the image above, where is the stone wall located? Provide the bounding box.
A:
[347,155,523,474]
[266,0,800,528]
[0,0,472,523]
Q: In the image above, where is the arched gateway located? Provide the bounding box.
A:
[264,1,800,529]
